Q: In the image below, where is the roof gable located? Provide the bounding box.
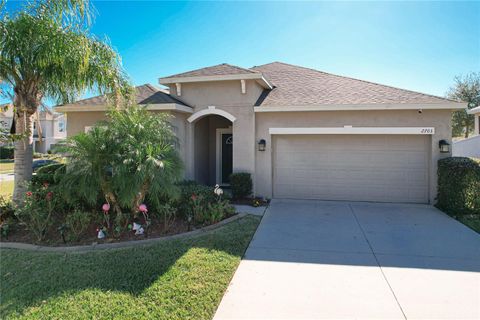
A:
[252,62,454,106]
[162,63,258,79]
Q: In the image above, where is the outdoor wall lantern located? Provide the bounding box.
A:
[439,139,450,153]
[258,139,266,151]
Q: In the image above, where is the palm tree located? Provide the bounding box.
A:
[61,106,183,227]
[0,0,132,203]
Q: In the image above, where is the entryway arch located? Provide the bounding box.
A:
[188,107,235,186]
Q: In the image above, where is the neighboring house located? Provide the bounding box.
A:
[56,62,465,204]
[452,106,480,158]
[0,103,66,152]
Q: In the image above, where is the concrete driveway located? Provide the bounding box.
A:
[214,199,480,319]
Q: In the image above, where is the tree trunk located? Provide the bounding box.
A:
[465,124,470,138]
[12,87,41,205]
[12,111,35,203]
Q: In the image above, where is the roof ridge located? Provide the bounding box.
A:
[254,61,454,103]
[142,83,161,92]
[162,63,258,79]
[222,63,259,74]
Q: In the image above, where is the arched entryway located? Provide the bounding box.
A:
[188,108,235,186]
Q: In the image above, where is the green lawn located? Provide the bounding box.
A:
[0,160,14,174]
[0,180,14,199]
[0,215,260,320]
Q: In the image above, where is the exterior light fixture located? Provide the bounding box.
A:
[439,139,450,153]
[258,139,266,151]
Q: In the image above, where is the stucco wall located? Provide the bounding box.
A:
[169,80,263,108]
[65,111,108,136]
[255,109,453,203]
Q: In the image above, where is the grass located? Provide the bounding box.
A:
[0,215,260,320]
[0,180,14,199]
[0,160,14,174]
[458,215,480,233]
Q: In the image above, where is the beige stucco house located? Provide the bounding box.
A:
[1,103,66,153]
[56,62,465,204]
[452,106,480,158]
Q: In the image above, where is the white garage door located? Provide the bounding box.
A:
[273,135,429,203]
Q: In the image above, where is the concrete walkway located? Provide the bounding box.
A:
[214,199,480,319]
[0,172,14,182]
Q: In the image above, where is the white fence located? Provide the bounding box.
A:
[453,135,480,158]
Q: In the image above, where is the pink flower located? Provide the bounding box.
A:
[191,193,197,201]
[26,191,32,197]
[102,203,110,213]
[139,204,148,213]
[43,182,49,188]
[46,192,53,201]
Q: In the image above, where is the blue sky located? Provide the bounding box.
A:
[4,1,480,101]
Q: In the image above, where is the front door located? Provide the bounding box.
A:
[220,133,233,184]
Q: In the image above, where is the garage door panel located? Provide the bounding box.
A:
[273,135,429,203]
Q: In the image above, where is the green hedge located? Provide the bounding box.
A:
[230,172,252,199]
[0,146,14,159]
[437,157,480,217]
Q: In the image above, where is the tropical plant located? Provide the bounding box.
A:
[0,0,132,203]
[447,73,480,138]
[60,105,183,228]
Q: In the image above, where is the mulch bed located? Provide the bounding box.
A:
[230,197,269,207]
[0,213,236,247]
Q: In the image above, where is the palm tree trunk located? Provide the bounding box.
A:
[13,111,34,203]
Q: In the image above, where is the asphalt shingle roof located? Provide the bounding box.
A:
[252,62,453,106]
[162,63,259,79]
[62,84,188,107]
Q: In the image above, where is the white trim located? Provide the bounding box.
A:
[187,107,236,123]
[254,103,466,112]
[467,106,480,114]
[240,80,246,94]
[159,73,273,89]
[216,127,233,185]
[269,127,436,135]
[175,83,182,96]
[55,103,193,114]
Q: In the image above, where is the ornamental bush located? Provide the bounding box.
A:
[0,146,14,159]
[437,157,480,217]
[14,183,57,242]
[229,172,252,199]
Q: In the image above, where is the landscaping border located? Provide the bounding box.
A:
[0,213,248,253]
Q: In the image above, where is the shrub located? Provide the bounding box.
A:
[205,200,235,224]
[0,195,14,222]
[176,181,216,219]
[65,209,91,241]
[153,203,176,231]
[229,172,252,199]
[32,163,66,186]
[176,181,233,225]
[437,157,480,217]
[14,183,56,242]
[0,195,14,239]
[0,146,14,159]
